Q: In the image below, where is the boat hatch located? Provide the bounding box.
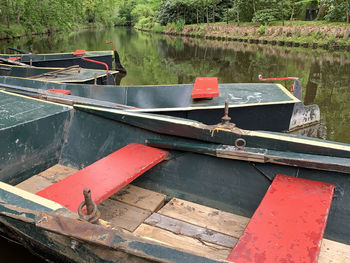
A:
[47,89,71,95]
[8,56,20,61]
[227,174,334,263]
[191,77,219,99]
[73,49,86,56]
[36,143,168,212]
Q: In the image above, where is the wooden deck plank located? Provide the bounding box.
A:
[158,198,250,238]
[16,164,77,193]
[157,198,349,263]
[110,185,166,212]
[134,224,231,262]
[145,213,237,248]
[98,199,151,232]
[38,164,78,182]
[319,239,350,263]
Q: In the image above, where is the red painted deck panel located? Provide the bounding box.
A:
[227,174,334,263]
[191,77,219,99]
[8,56,20,61]
[73,49,86,56]
[36,143,168,212]
[47,89,71,95]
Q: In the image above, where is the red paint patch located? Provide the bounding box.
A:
[227,174,334,263]
[73,49,86,56]
[191,77,219,99]
[47,89,71,95]
[8,57,21,61]
[37,143,168,212]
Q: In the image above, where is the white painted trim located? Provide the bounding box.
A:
[0,90,73,108]
[0,182,64,211]
[246,130,350,152]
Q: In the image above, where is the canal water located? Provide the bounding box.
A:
[0,27,349,261]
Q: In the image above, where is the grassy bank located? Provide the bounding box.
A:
[0,23,109,41]
[136,22,350,51]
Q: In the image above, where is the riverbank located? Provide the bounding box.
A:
[0,23,108,41]
[136,22,350,51]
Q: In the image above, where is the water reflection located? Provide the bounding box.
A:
[1,27,349,144]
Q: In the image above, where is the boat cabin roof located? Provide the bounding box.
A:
[0,65,117,83]
[0,76,299,110]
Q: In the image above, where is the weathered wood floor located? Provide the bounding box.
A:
[17,164,350,263]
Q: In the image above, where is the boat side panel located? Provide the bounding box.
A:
[0,206,227,263]
[0,110,72,185]
[158,103,294,131]
[28,55,113,70]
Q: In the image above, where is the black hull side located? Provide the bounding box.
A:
[29,55,113,70]
[158,103,294,132]
[0,217,152,263]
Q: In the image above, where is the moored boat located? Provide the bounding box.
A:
[0,64,118,85]
[0,90,349,262]
[0,75,319,132]
[0,49,120,70]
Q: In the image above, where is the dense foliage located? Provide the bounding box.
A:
[0,0,120,37]
[0,0,348,38]
[115,0,349,27]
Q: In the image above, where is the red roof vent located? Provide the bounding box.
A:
[191,77,219,99]
[47,89,71,95]
[73,49,86,56]
[8,57,21,61]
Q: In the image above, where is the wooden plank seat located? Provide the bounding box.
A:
[191,77,219,99]
[36,143,168,212]
[227,174,335,263]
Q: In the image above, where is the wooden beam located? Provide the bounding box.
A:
[134,224,231,262]
[110,185,166,212]
[145,213,237,248]
[158,198,249,239]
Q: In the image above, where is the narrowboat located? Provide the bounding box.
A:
[0,64,118,85]
[0,90,349,262]
[0,75,319,132]
[1,49,114,70]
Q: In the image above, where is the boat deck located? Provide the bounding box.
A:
[16,164,350,263]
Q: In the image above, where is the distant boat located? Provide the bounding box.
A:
[0,89,349,262]
[0,49,126,72]
[0,76,319,132]
[0,64,118,85]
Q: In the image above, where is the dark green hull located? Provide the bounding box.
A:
[1,51,114,70]
[0,90,349,262]
[0,65,117,85]
[0,76,319,132]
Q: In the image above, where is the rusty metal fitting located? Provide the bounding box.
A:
[94,73,97,85]
[78,188,100,224]
[221,100,232,124]
[235,138,246,151]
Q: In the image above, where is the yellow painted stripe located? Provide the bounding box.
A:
[129,99,297,112]
[75,104,200,126]
[246,130,350,152]
[0,64,115,73]
[0,182,64,211]
[77,104,350,153]
[0,90,73,108]
[276,83,300,102]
